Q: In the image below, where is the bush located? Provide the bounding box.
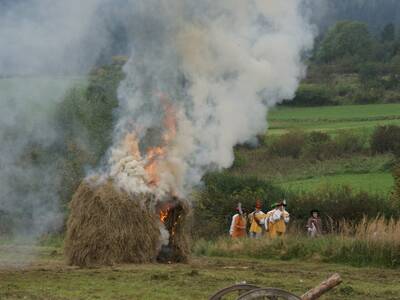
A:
[302,131,335,160]
[307,131,330,144]
[392,162,400,211]
[287,185,396,228]
[275,131,365,161]
[334,131,365,155]
[230,150,248,169]
[269,130,306,158]
[370,125,400,155]
[352,89,382,104]
[193,173,284,239]
[334,83,355,97]
[193,174,397,240]
[359,62,382,87]
[285,84,335,106]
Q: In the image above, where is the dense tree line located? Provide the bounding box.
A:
[287,20,400,106]
[312,0,400,33]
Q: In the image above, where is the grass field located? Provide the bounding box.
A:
[268,103,400,135]
[0,243,400,300]
[231,151,395,194]
[279,172,394,194]
[233,103,400,194]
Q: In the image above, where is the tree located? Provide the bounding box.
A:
[381,23,396,42]
[317,21,373,64]
[55,58,126,205]
[375,23,398,62]
[359,62,381,87]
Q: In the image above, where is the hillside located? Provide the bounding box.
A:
[229,103,400,195]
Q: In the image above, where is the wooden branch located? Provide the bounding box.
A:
[301,273,342,300]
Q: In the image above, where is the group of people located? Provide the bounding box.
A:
[229,200,322,238]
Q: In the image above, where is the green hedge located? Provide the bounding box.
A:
[193,173,284,239]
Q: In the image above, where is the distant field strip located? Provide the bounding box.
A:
[272,115,400,123]
[269,104,400,120]
[268,103,400,134]
[280,172,394,194]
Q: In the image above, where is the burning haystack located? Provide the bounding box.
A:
[65,96,191,267]
[64,179,190,267]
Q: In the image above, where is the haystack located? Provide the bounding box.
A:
[64,179,191,267]
[64,180,160,267]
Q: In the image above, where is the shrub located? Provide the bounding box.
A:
[334,83,354,97]
[276,130,367,160]
[334,131,365,155]
[230,150,248,170]
[352,89,382,104]
[272,131,365,161]
[307,131,330,144]
[302,131,335,160]
[269,130,306,158]
[192,173,284,239]
[285,84,335,106]
[359,62,382,87]
[287,185,396,228]
[370,125,400,155]
[392,162,400,211]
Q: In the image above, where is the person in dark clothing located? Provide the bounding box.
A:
[307,209,322,237]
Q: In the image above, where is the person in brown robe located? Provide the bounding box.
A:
[307,209,322,237]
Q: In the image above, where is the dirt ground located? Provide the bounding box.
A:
[0,244,399,300]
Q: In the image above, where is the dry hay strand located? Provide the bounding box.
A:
[64,180,160,267]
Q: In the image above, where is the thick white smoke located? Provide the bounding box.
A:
[0,0,316,256]
[108,0,315,198]
[0,0,110,251]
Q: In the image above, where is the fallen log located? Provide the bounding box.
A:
[301,273,342,300]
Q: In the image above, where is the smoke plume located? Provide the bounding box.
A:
[0,0,316,262]
[0,0,110,250]
[107,0,315,198]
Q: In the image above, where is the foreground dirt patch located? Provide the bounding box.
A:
[0,244,399,300]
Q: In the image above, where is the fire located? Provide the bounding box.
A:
[159,206,171,223]
[144,147,166,186]
[159,204,179,238]
[115,96,177,196]
[123,133,141,160]
[143,100,176,186]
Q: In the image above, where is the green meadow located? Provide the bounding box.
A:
[230,103,400,194]
[280,172,394,194]
[268,103,400,135]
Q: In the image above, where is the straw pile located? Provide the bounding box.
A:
[64,180,160,267]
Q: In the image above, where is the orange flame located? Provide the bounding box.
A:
[121,94,177,188]
[144,147,165,186]
[123,133,141,160]
[145,97,177,186]
[159,205,180,238]
[159,206,171,223]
